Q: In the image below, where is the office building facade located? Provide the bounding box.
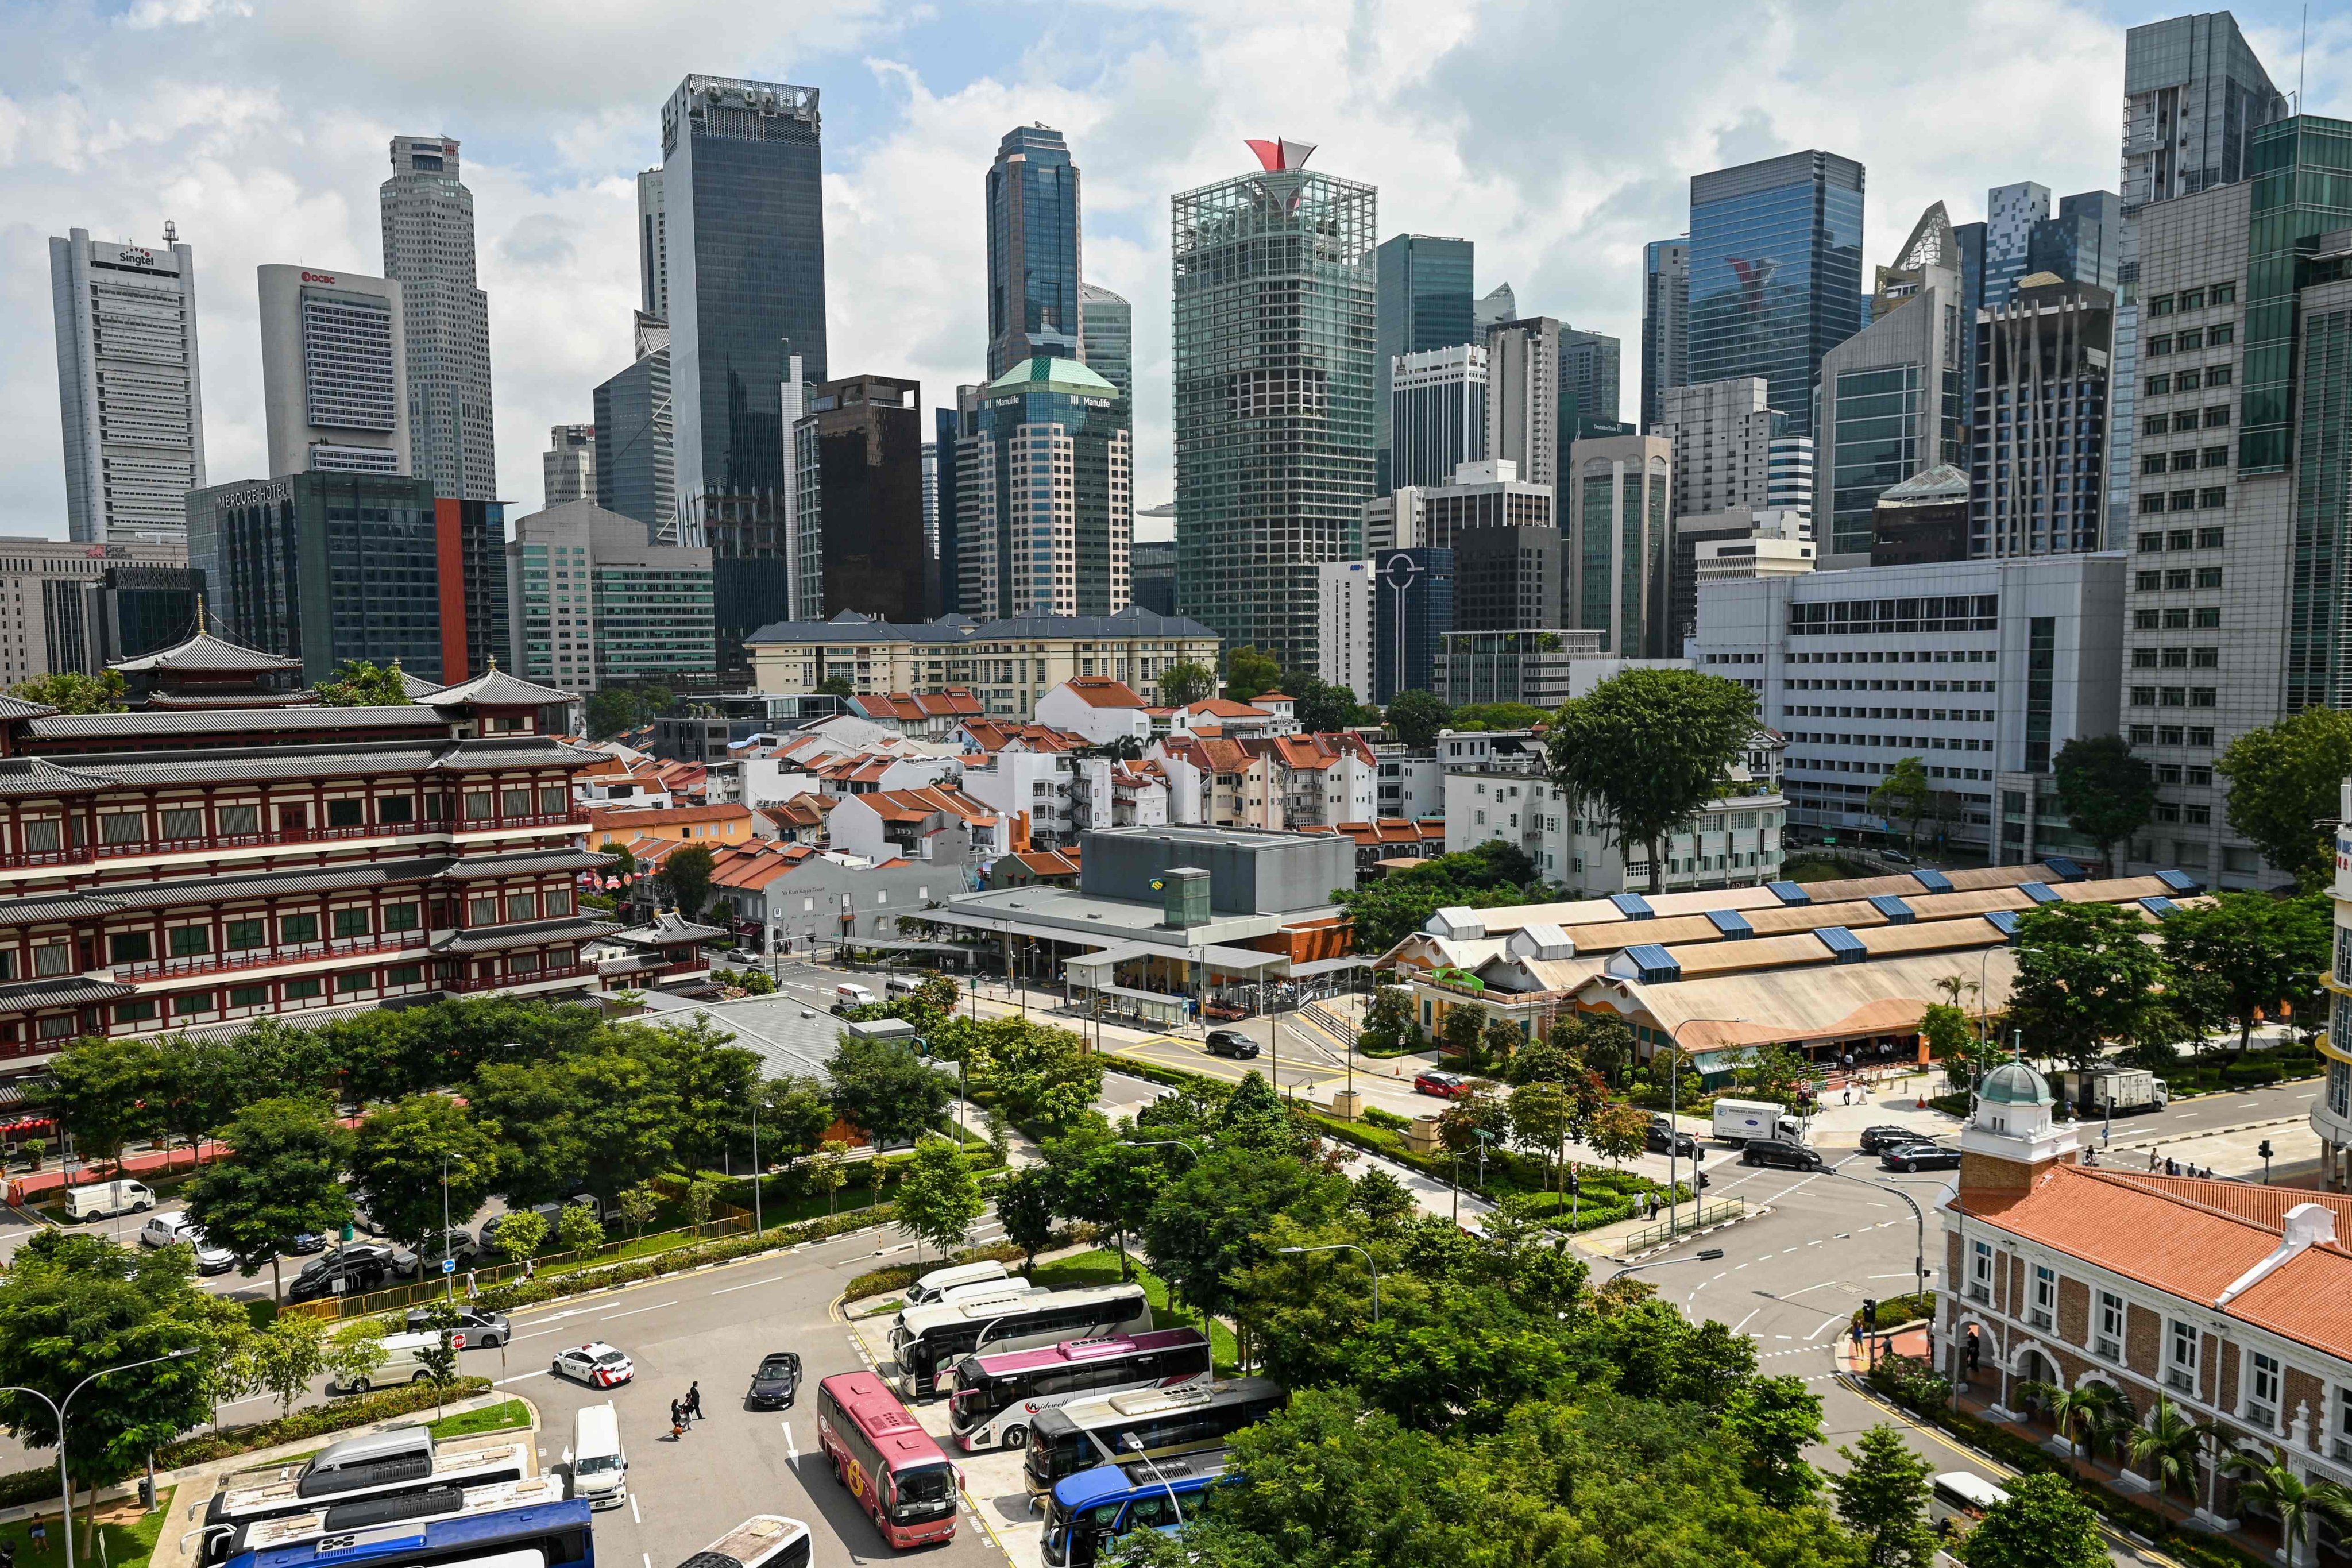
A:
[1454,525,1561,634]
[1641,237,1689,432]
[381,135,496,502]
[1561,327,1621,437]
[1657,376,1779,523]
[508,500,715,698]
[792,374,929,624]
[49,226,206,543]
[1670,507,1812,647]
[1374,233,1475,493]
[544,424,595,505]
[1077,282,1132,409]
[661,75,828,668]
[1484,315,1561,489]
[636,168,668,320]
[1131,539,1176,617]
[593,348,673,532]
[1972,275,2114,558]
[0,538,190,688]
[257,265,409,479]
[1686,149,1866,439]
[1391,345,1487,491]
[1373,547,1454,703]
[744,606,1216,712]
[951,357,1131,620]
[1566,433,1673,657]
[1171,142,1376,676]
[1315,559,1374,703]
[434,498,510,684]
[186,473,444,684]
[1419,460,1554,545]
[987,125,1083,377]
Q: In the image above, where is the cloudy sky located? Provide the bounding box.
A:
[3,0,2346,540]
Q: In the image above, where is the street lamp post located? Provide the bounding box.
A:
[2,1347,198,1568]
[440,1153,453,1303]
[1824,1161,1928,1304]
[1118,1434,1184,1528]
[1665,1017,1749,1239]
[1605,1247,1725,1284]
[1278,1242,1380,1324]
[751,1095,763,1234]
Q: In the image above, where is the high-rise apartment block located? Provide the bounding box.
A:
[256,265,410,480]
[659,75,828,669]
[1172,141,1376,675]
[381,135,496,501]
[1390,345,1487,491]
[1566,432,1673,656]
[792,374,931,624]
[952,357,1131,620]
[1077,282,1132,408]
[1316,559,1374,702]
[508,500,715,698]
[1815,204,1969,565]
[1641,238,1689,432]
[987,125,1083,377]
[544,424,595,506]
[1657,376,1781,523]
[49,226,206,543]
[1484,316,1561,489]
[1687,150,1866,439]
[1374,234,1474,492]
[1972,275,2114,558]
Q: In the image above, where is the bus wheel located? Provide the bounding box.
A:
[1001,1426,1026,1450]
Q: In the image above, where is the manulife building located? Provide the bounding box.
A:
[1172,140,1377,676]
[951,356,1133,618]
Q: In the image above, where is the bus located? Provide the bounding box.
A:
[226,1493,593,1568]
[202,1441,532,1562]
[889,1283,1151,1399]
[1041,1451,1235,1568]
[815,1372,961,1550]
[674,1516,812,1568]
[947,1328,1212,1452]
[1024,1379,1285,1497]
[219,1478,568,1566]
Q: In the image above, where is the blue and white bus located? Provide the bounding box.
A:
[201,1441,534,1563]
[1040,1450,1234,1567]
[216,1478,569,1567]
[226,1493,593,1568]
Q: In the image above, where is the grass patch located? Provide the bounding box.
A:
[1029,1250,1240,1377]
[0,1486,173,1568]
[426,1400,531,1440]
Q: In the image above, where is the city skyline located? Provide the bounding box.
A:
[0,4,2345,535]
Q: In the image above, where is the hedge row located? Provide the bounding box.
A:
[473,1206,903,1314]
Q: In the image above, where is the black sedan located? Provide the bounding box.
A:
[1879,1142,1963,1172]
[746,1350,802,1409]
[1644,1122,1697,1157]
[1204,1030,1261,1059]
[1857,1125,1925,1154]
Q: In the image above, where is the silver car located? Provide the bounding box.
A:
[138,1212,235,1275]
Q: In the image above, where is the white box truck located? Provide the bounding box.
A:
[2056,1068,2169,1117]
[1712,1098,1803,1146]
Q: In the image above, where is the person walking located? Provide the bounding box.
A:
[687,1381,704,1423]
[670,1398,684,1437]
[2149,1147,2161,1172]
[465,1269,478,1301]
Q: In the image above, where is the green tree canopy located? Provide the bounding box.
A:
[825,1030,952,1148]
[1332,840,1543,953]
[10,670,128,714]
[184,1098,356,1301]
[1156,660,1215,708]
[584,685,671,740]
[1444,701,1553,732]
[1225,645,1283,701]
[755,1074,836,1163]
[1284,675,1371,736]
[895,1138,985,1268]
[1868,757,1935,857]
[49,1035,165,1175]
[638,1012,762,1171]
[2006,900,2172,1069]
[1546,667,1759,894]
[995,1165,1056,1271]
[659,843,719,920]
[348,1095,502,1248]
[1385,689,1451,748]
[2217,706,2352,888]
[1958,1472,2106,1568]
[1829,1424,1938,1568]
[314,658,412,707]
[2052,735,2157,874]
[2162,890,2330,1051]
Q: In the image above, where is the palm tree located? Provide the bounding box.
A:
[2018,1378,2130,1466]
[2221,1449,2352,1566]
[2129,1397,2219,1519]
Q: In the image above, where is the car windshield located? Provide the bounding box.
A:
[893,1463,955,1505]
[576,1455,619,1475]
[758,1357,796,1377]
[594,1351,628,1366]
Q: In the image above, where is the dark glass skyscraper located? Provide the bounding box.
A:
[1374,234,1474,493]
[1687,150,1865,439]
[661,75,828,671]
[987,125,1082,379]
[791,375,930,624]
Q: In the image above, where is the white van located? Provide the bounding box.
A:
[65,1180,153,1222]
[327,1331,441,1395]
[1929,1471,2007,1525]
[568,1403,627,1509]
[885,975,922,998]
[832,983,878,1012]
[905,1260,1011,1307]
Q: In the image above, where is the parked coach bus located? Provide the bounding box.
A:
[947,1328,1212,1452]
[218,1478,567,1568]
[889,1283,1151,1399]
[226,1493,592,1568]
[202,1439,532,1562]
[1024,1378,1287,1497]
[1041,1450,1235,1568]
[815,1372,961,1550]
[673,1516,812,1568]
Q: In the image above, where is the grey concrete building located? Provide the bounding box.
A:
[0,536,190,689]
[507,500,716,698]
[1658,376,1781,524]
[256,264,410,479]
[636,168,668,320]
[381,134,496,501]
[544,424,596,506]
[1391,343,1487,491]
[1077,281,1132,409]
[1484,315,1561,490]
[49,225,206,543]
[1641,238,1689,432]
[594,345,673,531]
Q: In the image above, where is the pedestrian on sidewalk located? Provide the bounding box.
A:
[687,1381,704,1422]
[2149,1147,2160,1172]
[465,1269,478,1300]
[670,1398,684,1436]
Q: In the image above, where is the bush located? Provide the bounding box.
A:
[474,1206,903,1314]
[155,1377,495,1469]
[1360,1106,1412,1131]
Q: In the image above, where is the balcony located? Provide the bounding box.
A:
[445,960,596,994]
[113,930,430,983]
[75,809,589,862]
[0,845,94,870]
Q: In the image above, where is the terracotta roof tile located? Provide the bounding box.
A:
[588,801,751,831]
[1056,677,1148,709]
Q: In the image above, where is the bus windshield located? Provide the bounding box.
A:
[888,1464,956,1516]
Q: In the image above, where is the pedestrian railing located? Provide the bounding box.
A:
[1617,1197,1745,1257]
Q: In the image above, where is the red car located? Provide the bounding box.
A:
[1413,1071,1469,1099]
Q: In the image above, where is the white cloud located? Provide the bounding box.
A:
[0,0,2343,537]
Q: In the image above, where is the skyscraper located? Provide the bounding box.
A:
[1686,149,1866,439]
[661,74,828,670]
[1077,282,1132,408]
[1374,233,1474,492]
[1566,432,1673,656]
[49,224,206,543]
[594,346,672,530]
[1640,238,1689,432]
[1391,344,1487,491]
[1473,283,1518,330]
[544,424,595,506]
[256,265,410,479]
[2111,13,2287,548]
[1658,376,1781,522]
[791,374,929,623]
[952,357,1132,619]
[987,125,1083,378]
[1485,316,1561,489]
[1561,327,1621,437]
[1172,138,1376,674]
[381,134,496,501]
[1972,275,2114,558]
[636,168,668,320]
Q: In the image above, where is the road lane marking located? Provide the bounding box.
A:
[782,1421,797,1461]
[596,1299,677,1323]
[494,1370,549,1385]
[711,1275,783,1295]
[630,1495,641,1525]
[1733,1310,1759,1334]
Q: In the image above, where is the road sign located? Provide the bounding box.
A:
[442,1257,457,1275]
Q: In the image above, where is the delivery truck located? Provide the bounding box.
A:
[2053,1067,2169,1117]
[1712,1098,1805,1146]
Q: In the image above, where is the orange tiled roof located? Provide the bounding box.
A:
[1334,818,1447,846]
[1003,849,1082,878]
[1183,698,1273,719]
[961,720,1088,754]
[856,689,983,723]
[855,785,999,827]
[589,801,752,831]
[1254,691,1293,702]
[1056,677,1148,709]
[759,796,836,829]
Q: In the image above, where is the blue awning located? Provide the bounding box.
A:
[2154,869,2201,894]
[1910,868,1956,894]
[1621,943,1681,983]
[2044,856,2089,883]
[1984,909,2022,940]
[2019,882,2060,905]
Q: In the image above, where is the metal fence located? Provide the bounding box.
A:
[1617,1197,1746,1257]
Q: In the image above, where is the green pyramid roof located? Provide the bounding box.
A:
[984,356,1119,397]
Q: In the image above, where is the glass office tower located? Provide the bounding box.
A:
[1374,234,1474,493]
[1686,150,1865,439]
[661,74,828,673]
[1640,238,1689,432]
[1077,282,1132,410]
[1172,148,1377,675]
[987,125,1083,378]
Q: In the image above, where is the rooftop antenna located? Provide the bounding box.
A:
[163,219,178,245]
[2299,3,2309,111]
